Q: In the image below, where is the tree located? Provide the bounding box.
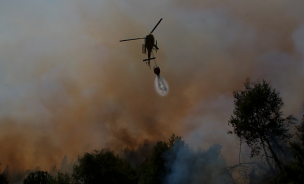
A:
[140,141,169,184]
[270,116,304,183]
[289,116,304,171]
[23,171,54,184]
[72,149,138,184]
[0,162,9,184]
[228,79,296,173]
[54,171,72,184]
[139,134,181,184]
[0,172,9,184]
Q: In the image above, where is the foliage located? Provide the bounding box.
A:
[0,163,9,184]
[0,173,9,184]
[290,117,304,166]
[222,161,275,184]
[23,171,55,184]
[168,134,182,148]
[228,79,295,172]
[270,118,304,183]
[139,141,169,184]
[54,171,72,184]
[72,149,138,184]
[139,134,181,184]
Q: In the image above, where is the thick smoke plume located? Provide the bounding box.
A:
[1,0,304,177]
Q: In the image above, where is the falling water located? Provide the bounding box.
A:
[154,75,169,96]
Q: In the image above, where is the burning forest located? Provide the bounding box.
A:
[1,0,304,183]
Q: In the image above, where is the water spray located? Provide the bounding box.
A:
[154,66,169,96]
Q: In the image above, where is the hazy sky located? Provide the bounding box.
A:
[1,0,304,170]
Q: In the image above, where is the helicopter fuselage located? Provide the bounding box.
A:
[145,34,155,62]
[145,34,155,51]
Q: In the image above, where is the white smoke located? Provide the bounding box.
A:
[163,142,228,184]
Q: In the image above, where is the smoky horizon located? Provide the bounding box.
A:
[0,0,304,176]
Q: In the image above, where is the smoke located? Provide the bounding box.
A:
[0,0,304,178]
[163,142,228,184]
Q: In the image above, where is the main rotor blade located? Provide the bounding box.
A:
[119,38,144,42]
[150,18,163,34]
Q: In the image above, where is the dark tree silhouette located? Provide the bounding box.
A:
[140,141,169,184]
[23,171,54,184]
[54,171,72,184]
[139,134,181,184]
[0,162,9,184]
[289,116,304,170]
[228,79,296,173]
[270,117,304,183]
[72,149,138,184]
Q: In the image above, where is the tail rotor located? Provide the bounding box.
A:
[154,40,159,53]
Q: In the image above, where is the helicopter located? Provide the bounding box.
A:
[119,18,163,68]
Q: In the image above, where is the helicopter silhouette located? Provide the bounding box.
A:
[119,18,163,68]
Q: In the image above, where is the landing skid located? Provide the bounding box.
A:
[143,57,155,70]
[143,57,155,62]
